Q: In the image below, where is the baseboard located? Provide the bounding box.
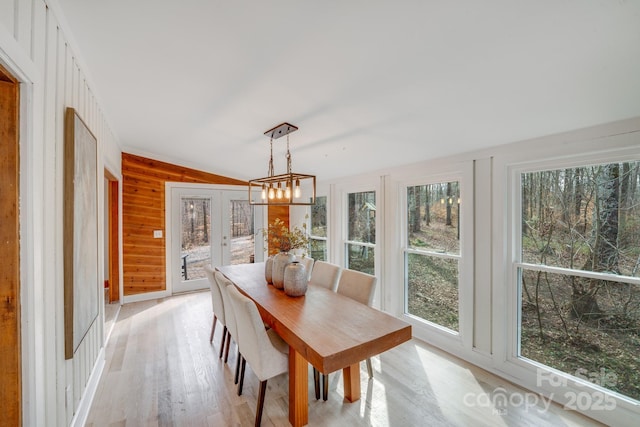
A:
[69,347,105,427]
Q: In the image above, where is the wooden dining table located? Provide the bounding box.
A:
[217,262,412,427]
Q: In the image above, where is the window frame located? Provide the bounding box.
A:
[501,148,640,417]
[399,168,473,349]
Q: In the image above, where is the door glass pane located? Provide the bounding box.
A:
[181,197,211,280]
[407,182,460,254]
[229,199,255,264]
[407,253,459,331]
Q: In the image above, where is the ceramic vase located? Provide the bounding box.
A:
[264,255,274,284]
[284,261,308,297]
[272,252,295,289]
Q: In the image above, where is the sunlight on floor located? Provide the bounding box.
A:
[415,344,509,427]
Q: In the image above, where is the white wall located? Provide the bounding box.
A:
[0,0,121,425]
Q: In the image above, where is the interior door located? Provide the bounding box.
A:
[171,187,263,294]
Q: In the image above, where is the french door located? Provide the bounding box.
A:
[170,186,263,294]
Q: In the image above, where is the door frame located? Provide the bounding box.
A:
[0,61,21,427]
[165,183,265,295]
[104,168,121,305]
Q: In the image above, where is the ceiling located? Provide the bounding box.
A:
[56,0,640,182]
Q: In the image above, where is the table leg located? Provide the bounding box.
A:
[342,363,361,402]
[289,348,308,426]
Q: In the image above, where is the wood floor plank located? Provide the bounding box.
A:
[86,291,604,426]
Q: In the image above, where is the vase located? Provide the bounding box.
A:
[284,261,308,297]
[265,255,274,284]
[272,252,295,289]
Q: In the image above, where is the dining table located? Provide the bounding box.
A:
[217,262,412,427]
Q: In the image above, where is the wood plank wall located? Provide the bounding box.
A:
[122,153,248,296]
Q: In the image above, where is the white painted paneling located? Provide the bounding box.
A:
[16,0,31,54]
[0,0,15,36]
[473,157,492,355]
[0,0,122,425]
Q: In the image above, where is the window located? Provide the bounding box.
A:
[405,182,460,332]
[309,196,328,261]
[346,191,375,274]
[517,161,640,403]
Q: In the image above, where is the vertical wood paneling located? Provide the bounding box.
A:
[122,153,246,296]
[31,0,45,67]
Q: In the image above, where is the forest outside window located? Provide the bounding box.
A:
[346,191,376,274]
[517,161,640,403]
[310,196,327,261]
[405,182,460,332]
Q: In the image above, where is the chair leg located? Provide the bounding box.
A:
[234,349,242,384]
[366,358,373,379]
[322,374,328,401]
[209,315,217,343]
[255,380,268,427]
[219,326,227,359]
[313,368,320,400]
[238,358,247,396]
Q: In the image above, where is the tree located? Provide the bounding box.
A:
[571,164,620,319]
[445,182,452,226]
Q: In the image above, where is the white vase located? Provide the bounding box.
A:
[272,252,295,289]
[284,261,307,297]
[265,255,274,284]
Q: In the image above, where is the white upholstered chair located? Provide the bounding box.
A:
[227,285,289,427]
[215,271,244,389]
[298,256,315,281]
[308,260,341,291]
[205,266,226,358]
[318,268,378,400]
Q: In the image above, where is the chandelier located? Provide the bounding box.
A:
[248,122,316,206]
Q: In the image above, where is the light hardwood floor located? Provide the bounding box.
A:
[86,291,603,427]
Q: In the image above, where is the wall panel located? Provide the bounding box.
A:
[122,153,246,296]
[0,1,123,425]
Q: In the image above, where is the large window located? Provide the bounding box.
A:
[517,161,640,403]
[309,196,327,261]
[347,191,375,274]
[405,182,460,332]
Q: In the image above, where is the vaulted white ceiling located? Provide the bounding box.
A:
[56,0,640,181]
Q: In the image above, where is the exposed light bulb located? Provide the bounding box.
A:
[268,185,275,199]
[285,183,291,199]
[276,182,283,199]
[294,179,301,198]
[261,185,267,200]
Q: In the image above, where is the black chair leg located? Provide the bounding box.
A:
[219,327,227,359]
[237,358,247,396]
[255,380,268,427]
[209,315,217,343]
[322,374,328,401]
[234,350,242,384]
[313,368,320,400]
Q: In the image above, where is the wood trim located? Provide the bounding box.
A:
[107,179,120,302]
[0,68,21,426]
